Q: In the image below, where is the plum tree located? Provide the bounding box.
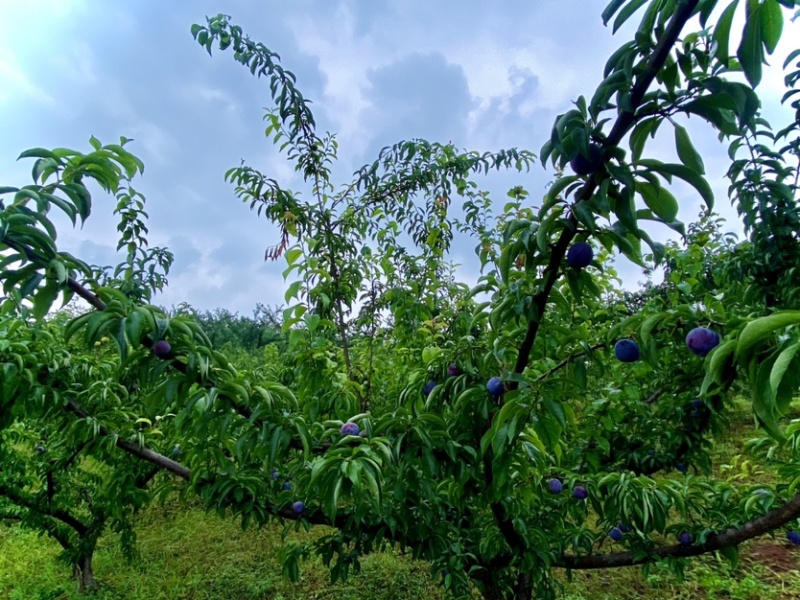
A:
[3,1,800,599]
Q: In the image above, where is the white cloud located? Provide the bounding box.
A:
[0,49,56,107]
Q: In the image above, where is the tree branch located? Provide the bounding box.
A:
[489,0,701,562]
[558,492,800,569]
[62,398,342,527]
[510,0,700,385]
[0,484,89,536]
[63,399,191,479]
[534,343,606,383]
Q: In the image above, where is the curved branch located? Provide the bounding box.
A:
[488,0,702,560]
[63,399,341,528]
[0,484,88,535]
[558,492,800,569]
[510,0,700,385]
[11,247,332,455]
[64,399,190,479]
[534,343,606,383]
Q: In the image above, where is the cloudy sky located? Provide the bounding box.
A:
[1,1,798,314]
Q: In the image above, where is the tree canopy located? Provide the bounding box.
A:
[2,1,800,598]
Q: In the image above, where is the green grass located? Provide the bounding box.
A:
[0,502,447,600]
[3,401,800,599]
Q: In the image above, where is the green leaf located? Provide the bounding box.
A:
[629,117,660,162]
[752,354,785,441]
[760,0,783,54]
[124,309,146,345]
[285,281,302,303]
[637,159,714,210]
[736,312,800,359]
[737,3,764,87]
[65,312,93,342]
[673,124,705,174]
[285,247,302,267]
[719,545,739,568]
[637,181,679,222]
[683,97,739,135]
[612,0,649,33]
[713,0,739,65]
[422,346,443,365]
[602,0,627,25]
[701,339,737,395]
[770,342,800,411]
[32,278,60,320]
[573,359,588,390]
[17,148,59,160]
[19,272,44,299]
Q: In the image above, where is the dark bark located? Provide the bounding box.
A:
[558,491,800,569]
[476,571,534,600]
[510,0,701,386]
[75,553,98,593]
[488,0,702,565]
[513,573,533,599]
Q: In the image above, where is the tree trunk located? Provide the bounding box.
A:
[75,553,98,593]
[479,572,537,600]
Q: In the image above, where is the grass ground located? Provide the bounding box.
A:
[3,400,800,599]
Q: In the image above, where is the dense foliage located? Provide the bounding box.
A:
[3,1,800,598]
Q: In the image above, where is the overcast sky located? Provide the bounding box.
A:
[1,1,798,314]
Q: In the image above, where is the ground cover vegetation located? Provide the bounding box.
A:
[3,0,800,598]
